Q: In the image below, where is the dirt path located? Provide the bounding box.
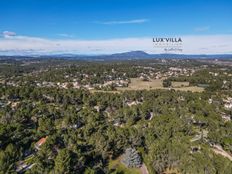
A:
[140,163,149,174]
[212,145,232,161]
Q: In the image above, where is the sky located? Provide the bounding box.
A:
[0,0,232,55]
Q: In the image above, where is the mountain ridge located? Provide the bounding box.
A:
[0,50,232,60]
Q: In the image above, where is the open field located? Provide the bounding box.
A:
[117,78,164,91]
[172,81,189,88]
[116,78,204,92]
[172,86,204,92]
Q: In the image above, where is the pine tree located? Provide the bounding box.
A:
[54,149,71,173]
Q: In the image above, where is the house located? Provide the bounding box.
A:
[126,100,142,107]
[208,98,213,104]
[84,84,94,90]
[35,136,48,150]
[16,162,30,173]
[221,113,231,122]
[94,105,100,112]
[73,82,80,89]
[224,97,232,110]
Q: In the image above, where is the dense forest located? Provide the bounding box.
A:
[0,58,231,174]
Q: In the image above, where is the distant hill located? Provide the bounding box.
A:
[110,51,151,59]
[0,51,232,60]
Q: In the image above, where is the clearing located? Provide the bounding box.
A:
[117,78,204,92]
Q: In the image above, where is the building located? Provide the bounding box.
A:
[35,136,48,150]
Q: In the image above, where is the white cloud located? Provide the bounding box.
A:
[2,31,17,38]
[0,34,232,55]
[57,33,74,38]
[194,26,210,32]
[94,19,149,25]
[181,35,232,54]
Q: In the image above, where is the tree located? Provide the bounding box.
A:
[121,148,142,168]
[38,117,54,134]
[84,168,96,174]
[0,144,18,173]
[162,79,172,88]
[54,149,72,174]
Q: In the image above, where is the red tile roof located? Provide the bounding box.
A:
[35,136,48,147]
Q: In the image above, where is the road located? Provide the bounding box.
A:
[140,163,149,174]
[212,145,232,161]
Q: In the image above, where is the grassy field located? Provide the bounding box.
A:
[90,78,204,93]
[116,78,204,92]
[109,157,141,174]
[117,78,163,91]
[172,81,189,88]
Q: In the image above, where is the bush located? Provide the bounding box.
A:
[163,80,172,88]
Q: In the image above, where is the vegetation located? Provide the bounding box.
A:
[0,58,231,174]
[121,148,142,168]
[109,157,141,174]
[162,79,172,88]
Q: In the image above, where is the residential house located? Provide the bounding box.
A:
[35,136,48,150]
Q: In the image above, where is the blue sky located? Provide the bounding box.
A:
[0,0,232,54]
